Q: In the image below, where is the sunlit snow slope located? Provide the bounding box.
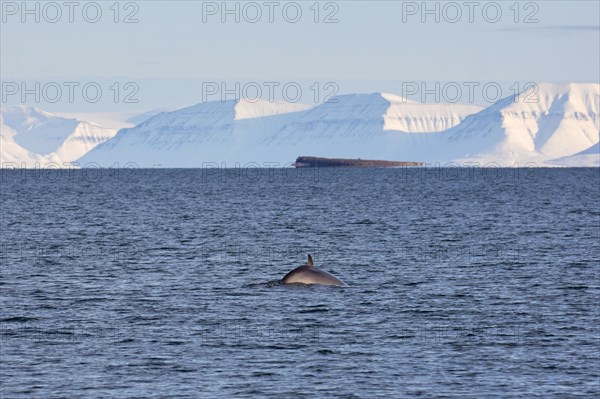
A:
[418,83,599,165]
[1,106,117,166]
[80,94,481,166]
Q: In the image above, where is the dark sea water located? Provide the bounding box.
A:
[1,167,599,398]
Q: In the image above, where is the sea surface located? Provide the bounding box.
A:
[1,167,599,398]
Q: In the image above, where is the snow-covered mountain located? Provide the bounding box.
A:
[420,83,599,165]
[249,83,598,166]
[79,94,482,167]
[78,99,313,167]
[1,106,117,166]
[4,83,599,167]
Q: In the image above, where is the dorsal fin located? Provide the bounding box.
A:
[307,254,314,267]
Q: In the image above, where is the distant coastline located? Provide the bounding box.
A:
[294,156,424,168]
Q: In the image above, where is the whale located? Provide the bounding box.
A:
[281,255,347,286]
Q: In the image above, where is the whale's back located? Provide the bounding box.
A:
[281,265,346,286]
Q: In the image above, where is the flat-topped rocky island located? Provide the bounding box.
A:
[294,156,424,168]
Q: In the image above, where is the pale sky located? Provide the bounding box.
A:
[1,0,599,111]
